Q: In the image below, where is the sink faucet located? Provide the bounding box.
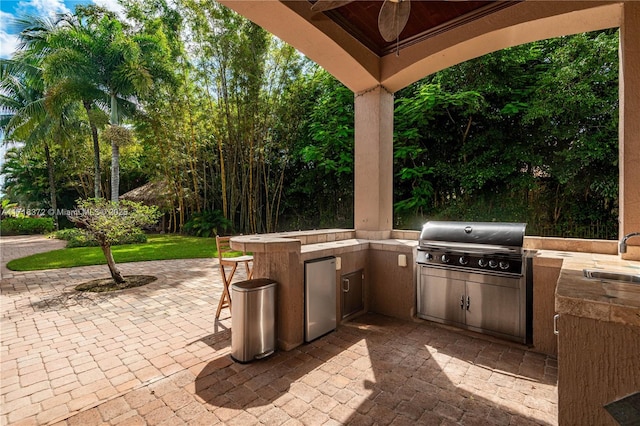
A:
[620,232,640,253]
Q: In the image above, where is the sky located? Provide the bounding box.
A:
[0,0,123,59]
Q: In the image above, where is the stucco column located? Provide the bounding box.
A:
[620,2,640,260]
[354,86,394,240]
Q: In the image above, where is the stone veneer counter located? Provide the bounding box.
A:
[230,229,356,253]
[231,231,418,256]
[300,238,418,258]
[538,250,640,326]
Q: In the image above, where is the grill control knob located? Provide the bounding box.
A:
[425,253,433,261]
[441,254,451,264]
[499,260,510,270]
[489,259,498,269]
[478,258,488,268]
[459,256,469,266]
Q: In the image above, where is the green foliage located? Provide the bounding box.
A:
[1,148,49,209]
[523,31,619,209]
[66,231,147,248]
[1,217,55,235]
[393,81,484,221]
[280,69,355,230]
[0,141,94,215]
[64,231,100,248]
[68,198,160,247]
[1,199,19,217]
[2,0,621,241]
[304,71,354,176]
[50,228,82,240]
[51,227,147,247]
[393,30,619,237]
[433,195,530,223]
[183,210,232,237]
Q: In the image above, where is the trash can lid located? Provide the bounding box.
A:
[232,278,277,292]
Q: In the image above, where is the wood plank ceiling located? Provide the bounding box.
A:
[308,1,517,56]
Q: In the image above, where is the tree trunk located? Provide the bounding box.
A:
[43,142,58,230]
[183,91,201,213]
[111,140,120,202]
[83,100,101,199]
[110,95,119,202]
[101,244,125,284]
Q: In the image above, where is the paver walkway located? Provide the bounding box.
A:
[1,235,558,425]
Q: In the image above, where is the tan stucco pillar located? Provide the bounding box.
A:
[354,86,394,240]
[620,2,640,260]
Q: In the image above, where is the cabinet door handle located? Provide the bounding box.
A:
[466,296,471,311]
[342,278,350,293]
[553,314,559,335]
[460,295,465,309]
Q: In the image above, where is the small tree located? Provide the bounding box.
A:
[68,198,160,283]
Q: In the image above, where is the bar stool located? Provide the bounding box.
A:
[215,235,253,319]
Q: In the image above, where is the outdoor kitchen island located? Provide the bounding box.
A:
[541,249,640,426]
[231,230,640,425]
[230,229,559,354]
[230,229,418,351]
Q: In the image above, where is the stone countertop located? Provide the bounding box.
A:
[536,250,640,326]
[301,239,368,254]
[230,234,300,253]
[231,231,418,254]
[299,238,418,260]
[230,229,356,253]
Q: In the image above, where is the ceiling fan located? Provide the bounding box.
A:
[311,0,411,43]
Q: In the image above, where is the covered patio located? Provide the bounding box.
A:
[2,2,638,425]
[219,1,640,425]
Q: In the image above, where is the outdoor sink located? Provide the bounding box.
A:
[583,269,640,284]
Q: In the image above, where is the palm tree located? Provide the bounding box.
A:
[11,6,170,205]
[13,14,109,200]
[24,13,110,200]
[0,57,62,229]
[45,6,158,202]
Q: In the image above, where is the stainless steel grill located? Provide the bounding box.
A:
[416,221,532,343]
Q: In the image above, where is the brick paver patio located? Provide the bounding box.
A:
[1,235,558,425]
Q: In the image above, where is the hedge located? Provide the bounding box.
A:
[1,217,55,235]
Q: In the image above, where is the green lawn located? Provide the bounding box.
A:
[7,234,219,271]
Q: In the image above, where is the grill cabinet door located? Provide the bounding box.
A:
[418,268,465,326]
[465,280,521,338]
[341,270,364,319]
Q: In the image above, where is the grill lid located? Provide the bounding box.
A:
[419,221,526,248]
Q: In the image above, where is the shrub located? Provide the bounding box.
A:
[65,231,100,248]
[52,227,148,248]
[1,217,55,235]
[51,228,84,241]
[183,210,232,237]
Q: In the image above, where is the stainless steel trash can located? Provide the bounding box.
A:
[231,278,277,363]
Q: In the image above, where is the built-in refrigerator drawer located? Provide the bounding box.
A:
[304,256,336,342]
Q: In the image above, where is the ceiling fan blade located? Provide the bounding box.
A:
[311,0,355,13]
[378,0,411,42]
